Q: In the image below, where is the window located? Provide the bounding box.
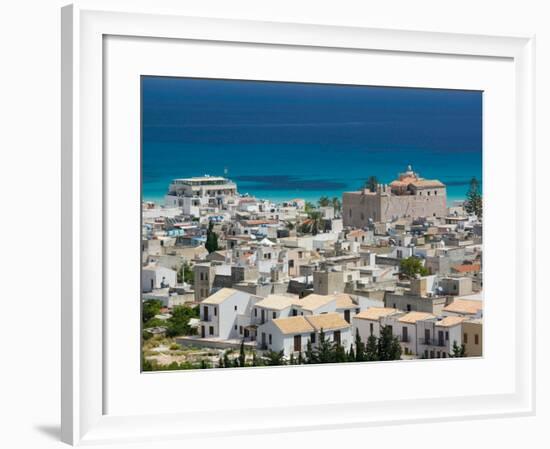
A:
[334,330,341,345]
[430,350,434,358]
[310,332,316,344]
[254,308,257,317]
[464,333,468,344]
[289,260,294,268]
[434,191,438,195]
[269,334,272,345]
[214,307,217,316]
[239,326,243,334]
[200,272,204,281]
[428,191,431,196]
[445,331,449,340]
[402,326,408,342]
[369,323,374,336]
[349,209,352,217]
[272,312,277,319]
[442,352,446,358]
[234,325,237,330]
[209,326,214,335]
[406,304,411,312]
[475,334,479,345]
[234,305,237,311]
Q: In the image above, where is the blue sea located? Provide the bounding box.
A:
[142,77,482,204]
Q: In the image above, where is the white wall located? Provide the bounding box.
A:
[1,1,548,449]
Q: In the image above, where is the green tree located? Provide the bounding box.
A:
[333,343,348,363]
[377,325,402,361]
[449,341,467,358]
[300,211,323,236]
[365,334,379,361]
[399,256,429,279]
[464,177,482,218]
[166,305,199,337]
[264,350,286,366]
[142,299,162,324]
[205,221,220,253]
[305,339,318,364]
[304,201,316,213]
[331,197,342,213]
[365,176,379,192]
[223,352,231,368]
[354,329,366,362]
[238,340,246,367]
[318,196,330,207]
[316,329,335,363]
[348,344,355,362]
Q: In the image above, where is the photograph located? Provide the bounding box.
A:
[140,76,483,371]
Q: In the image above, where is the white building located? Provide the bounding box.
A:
[198,288,261,340]
[353,307,400,341]
[164,176,238,217]
[257,312,351,357]
[141,264,177,292]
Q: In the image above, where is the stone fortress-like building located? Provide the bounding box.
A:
[343,165,446,227]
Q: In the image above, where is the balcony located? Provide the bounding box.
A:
[400,336,410,343]
[421,338,446,347]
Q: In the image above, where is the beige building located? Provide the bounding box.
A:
[343,165,446,226]
[462,319,483,357]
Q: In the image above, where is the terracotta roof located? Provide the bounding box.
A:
[201,288,239,305]
[443,299,483,315]
[451,264,482,273]
[305,313,350,331]
[272,316,314,335]
[436,316,467,327]
[411,180,445,188]
[398,311,435,324]
[335,293,356,309]
[348,229,367,237]
[297,294,336,312]
[254,295,294,311]
[355,307,399,321]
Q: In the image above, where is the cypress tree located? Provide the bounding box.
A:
[205,221,220,253]
[464,177,482,218]
[355,329,366,362]
[238,339,246,367]
[365,334,379,361]
[316,329,334,363]
[348,344,355,362]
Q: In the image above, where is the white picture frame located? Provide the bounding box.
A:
[61,2,535,445]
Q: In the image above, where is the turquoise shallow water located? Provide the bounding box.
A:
[142,143,481,204]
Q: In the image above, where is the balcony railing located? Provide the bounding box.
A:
[421,338,446,347]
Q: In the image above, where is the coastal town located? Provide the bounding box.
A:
[141,164,483,370]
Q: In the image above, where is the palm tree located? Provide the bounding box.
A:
[300,211,323,235]
[318,196,330,207]
[331,197,342,213]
